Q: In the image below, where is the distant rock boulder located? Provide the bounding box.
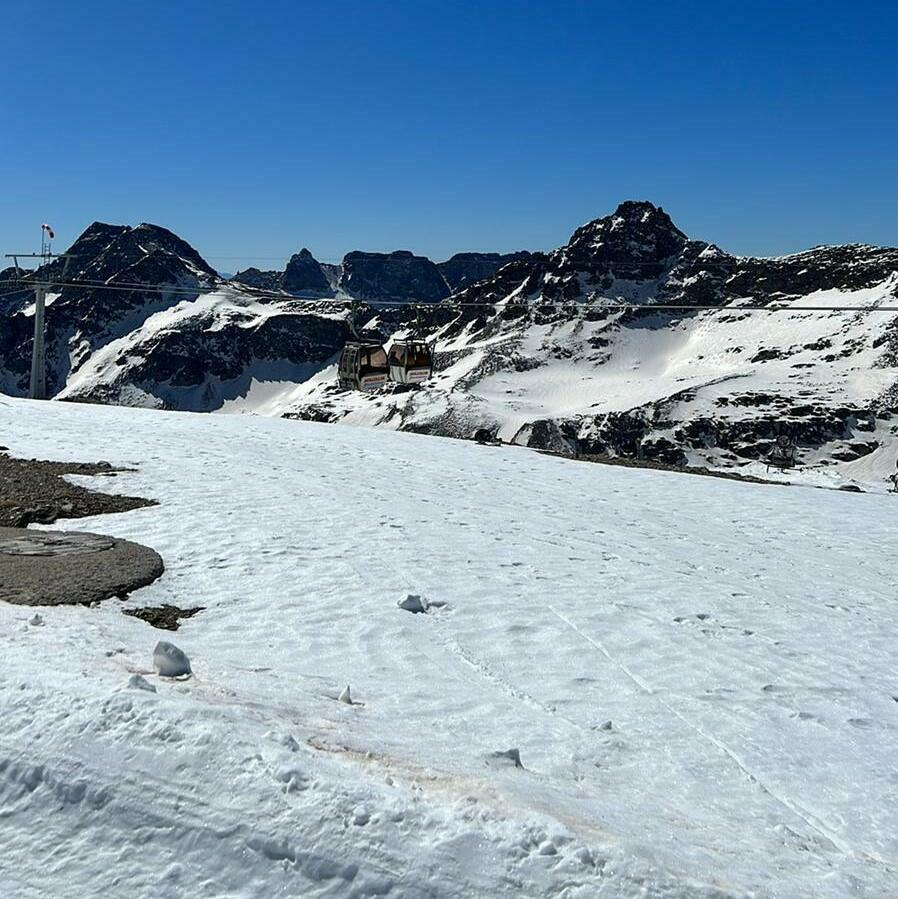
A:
[512,420,578,456]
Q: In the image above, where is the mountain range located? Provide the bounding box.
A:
[1,202,896,488]
[230,248,531,300]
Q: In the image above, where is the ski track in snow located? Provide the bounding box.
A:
[547,605,861,861]
[0,397,896,898]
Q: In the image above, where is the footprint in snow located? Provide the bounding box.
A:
[674,614,755,639]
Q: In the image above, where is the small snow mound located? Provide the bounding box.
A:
[274,765,310,792]
[267,732,300,752]
[338,684,353,704]
[153,641,192,677]
[352,805,371,826]
[127,673,157,693]
[397,594,429,614]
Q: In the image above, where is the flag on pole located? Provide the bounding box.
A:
[41,224,55,240]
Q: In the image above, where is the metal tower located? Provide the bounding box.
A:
[5,225,70,400]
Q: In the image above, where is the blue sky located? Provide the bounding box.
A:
[2,0,896,268]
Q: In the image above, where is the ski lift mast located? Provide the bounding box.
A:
[4,225,71,400]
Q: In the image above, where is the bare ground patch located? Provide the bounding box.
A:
[0,449,157,527]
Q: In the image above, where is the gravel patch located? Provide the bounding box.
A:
[0,450,156,527]
[122,604,204,631]
[0,450,163,605]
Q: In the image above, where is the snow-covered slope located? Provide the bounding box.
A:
[285,204,898,491]
[285,277,898,490]
[54,287,351,411]
[1,397,896,897]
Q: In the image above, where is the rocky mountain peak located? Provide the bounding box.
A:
[129,223,218,278]
[0,220,219,396]
[233,248,331,295]
[560,200,690,281]
[453,200,898,315]
[50,221,218,284]
[612,199,677,225]
[69,221,130,253]
[282,248,330,294]
[449,200,699,307]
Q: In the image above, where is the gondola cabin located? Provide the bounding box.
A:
[338,342,389,391]
[388,340,433,385]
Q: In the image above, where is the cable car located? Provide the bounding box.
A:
[387,339,433,385]
[338,342,389,391]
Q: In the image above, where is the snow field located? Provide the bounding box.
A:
[0,397,896,897]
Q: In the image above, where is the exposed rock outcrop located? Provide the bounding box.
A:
[438,252,532,292]
[232,248,331,295]
[340,250,450,303]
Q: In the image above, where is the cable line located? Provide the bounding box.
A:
[1,277,898,314]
